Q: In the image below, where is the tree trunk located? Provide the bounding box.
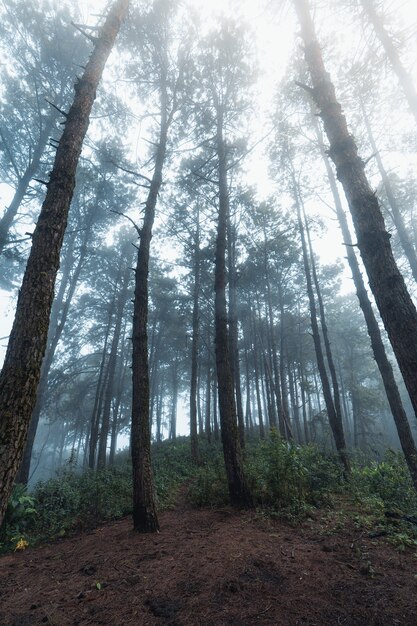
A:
[227,217,245,447]
[109,352,128,465]
[303,209,345,448]
[292,168,350,473]
[205,363,211,443]
[170,357,178,441]
[88,309,113,469]
[16,226,90,484]
[314,119,417,488]
[249,309,265,439]
[0,0,128,527]
[190,207,201,463]
[97,265,130,469]
[214,111,252,508]
[131,74,170,532]
[294,0,417,432]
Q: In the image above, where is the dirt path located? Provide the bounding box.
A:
[1,496,416,625]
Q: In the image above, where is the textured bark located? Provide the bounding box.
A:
[214,113,252,508]
[361,0,417,125]
[17,227,89,484]
[294,0,417,430]
[131,75,171,531]
[0,0,128,527]
[315,122,417,488]
[293,174,350,473]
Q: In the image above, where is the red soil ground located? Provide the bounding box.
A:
[1,495,416,625]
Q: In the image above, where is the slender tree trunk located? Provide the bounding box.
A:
[213,373,219,441]
[205,363,211,442]
[244,346,252,433]
[197,362,204,434]
[0,0,128,527]
[228,217,245,447]
[298,358,310,443]
[97,266,130,469]
[263,244,286,436]
[190,207,201,463]
[170,358,178,441]
[250,309,265,439]
[360,0,417,125]
[303,210,345,448]
[277,282,293,440]
[293,169,350,473]
[214,111,252,508]
[313,116,417,488]
[109,339,128,465]
[131,73,171,531]
[288,360,302,442]
[89,311,113,469]
[294,0,417,431]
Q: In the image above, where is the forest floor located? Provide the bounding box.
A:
[2,488,417,626]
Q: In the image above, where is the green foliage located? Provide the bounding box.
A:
[187,434,343,517]
[1,440,196,550]
[33,464,132,538]
[187,453,229,508]
[0,484,37,552]
[350,450,417,512]
[4,439,417,554]
[152,439,195,507]
[246,433,343,519]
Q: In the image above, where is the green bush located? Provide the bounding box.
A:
[350,450,417,512]
[187,459,229,507]
[0,484,37,552]
[245,434,346,518]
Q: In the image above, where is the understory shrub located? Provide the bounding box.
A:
[3,437,417,553]
[0,484,37,552]
[246,433,343,518]
[350,450,417,512]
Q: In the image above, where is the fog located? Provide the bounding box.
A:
[1,0,417,488]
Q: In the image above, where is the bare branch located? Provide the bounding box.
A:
[110,209,141,237]
[45,98,68,118]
